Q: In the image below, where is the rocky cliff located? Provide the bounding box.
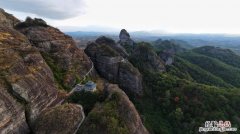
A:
[0,9,148,134]
[15,17,92,90]
[85,36,143,95]
[0,11,85,133]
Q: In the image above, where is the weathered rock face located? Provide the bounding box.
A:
[85,37,143,95]
[0,26,62,133]
[33,104,85,134]
[0,8,20,28]
[131,43,165,72]
[15,18,92,89]
[78,84,149,134]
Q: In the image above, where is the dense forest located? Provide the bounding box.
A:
[129,41,240,134]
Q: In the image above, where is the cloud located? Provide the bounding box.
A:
[0,0,85,19]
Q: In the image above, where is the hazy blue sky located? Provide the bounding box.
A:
[1,0,240,34]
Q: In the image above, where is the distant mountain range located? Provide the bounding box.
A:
[66,31,240,54]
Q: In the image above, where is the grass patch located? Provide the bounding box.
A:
[40,52,70,91]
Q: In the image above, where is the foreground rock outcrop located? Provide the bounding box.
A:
[15,17,92,90]
[33,104,85,134]
[0,11,85,133]
[78,84,149,134]
[0,25,62,133]
[85,36,143,95]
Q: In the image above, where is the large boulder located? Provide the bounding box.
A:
[15,18,93,90]
[85,37,143,95]
[78,84,149,134]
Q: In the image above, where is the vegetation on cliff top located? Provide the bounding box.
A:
[78,92,129,134]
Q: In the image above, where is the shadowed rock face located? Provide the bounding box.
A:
[16,18,92,89]
[78,84,149,134]
[0,8,20,28]
[0,26,62,133]
[33,104,85,134]
[85,37,143,95]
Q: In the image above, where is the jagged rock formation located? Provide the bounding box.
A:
[33,104,85,134]
[85,37,143,95]
[15,17,92,90]
[118,29,136,54]
[78,84,149,134]
[119,29,135,46]
[130,43,165,72]
[0,8,20,28]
